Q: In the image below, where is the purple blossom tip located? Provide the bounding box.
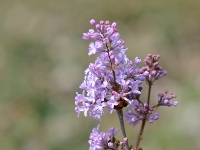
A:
[112,22,117,28]
[164,89,169,94]
[134,57,141,65]
[173,101,178,106]
[143,54,168,81]
[95,24,101,30]
[100,20,104,24]
[124,137,128,142]
[90,19,96,25]
[105,20,110,25]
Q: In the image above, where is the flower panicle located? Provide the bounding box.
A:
[157,90,178,107]
[75,19,178,150]
[75,19,148,120]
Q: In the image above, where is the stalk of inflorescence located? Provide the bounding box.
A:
[135,83,152,150]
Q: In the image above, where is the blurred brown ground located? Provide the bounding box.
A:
[0,0,200,150]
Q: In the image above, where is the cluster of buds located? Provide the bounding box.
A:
[140,54,167,83]
[156,90,178,107]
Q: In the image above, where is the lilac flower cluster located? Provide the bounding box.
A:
[76,19,178,150]
[157,90,178,107]
[124,101,159,127]
[124,90,178,127]
[89,125,127,150]
[140,54,167,83]
[75,19,148,120]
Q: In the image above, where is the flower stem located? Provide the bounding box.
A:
[117,109,129,150]
[147,82,152,106]
[134,118,146,150]
[135,83,152,150]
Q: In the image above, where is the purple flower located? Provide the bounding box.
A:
[148,112,159,123]
[90,19,96,25]
[75,91,92,117]
[124,101,159,127]
[88,41,105,56]
[88,125,119,150]
[157,90,178,107]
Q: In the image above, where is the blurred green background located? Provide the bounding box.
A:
[0,0,200,150]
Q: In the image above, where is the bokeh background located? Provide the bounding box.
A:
[0,0,200,150]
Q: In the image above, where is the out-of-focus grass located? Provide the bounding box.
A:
[0,0,200,150]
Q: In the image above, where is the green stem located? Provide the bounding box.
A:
[117,109,129,150]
